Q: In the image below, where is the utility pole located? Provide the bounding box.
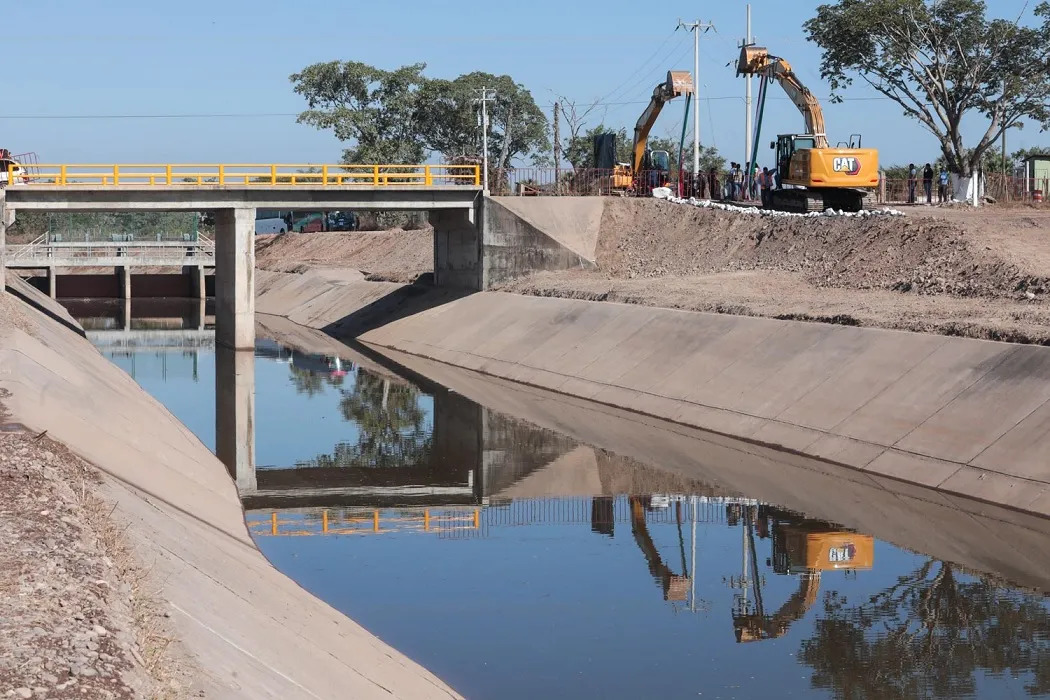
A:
[743,5,753,174]
[678,19,715,180]
[553,101,561,193]
[1002,80,1009,202]
[474,88,497,194]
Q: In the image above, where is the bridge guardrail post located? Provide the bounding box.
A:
[322,165,329,186]
[113,165,120,186]
[59,165,67,186]
[218,165,225,186]
[166,164,172,185]
[425,166,433,187]
[270,165,277,186]
[373,166,380,186]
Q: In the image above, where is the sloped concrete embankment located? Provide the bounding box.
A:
[356,292,1050,516]
[0,276,459,700]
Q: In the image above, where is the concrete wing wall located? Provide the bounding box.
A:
[482,198,599,288]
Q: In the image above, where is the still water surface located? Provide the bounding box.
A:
[75,301,1050,699]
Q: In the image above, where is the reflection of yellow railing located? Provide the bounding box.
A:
[8,164,481,187]
[249,508,482,537]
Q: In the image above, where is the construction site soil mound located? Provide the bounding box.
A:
[256,229,432,283]
[596,198,1049,299]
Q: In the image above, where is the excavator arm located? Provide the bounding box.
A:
[632,71,694,173]
[737,46,829,149]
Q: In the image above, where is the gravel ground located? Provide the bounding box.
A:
[0,417,183,699]
[256,228,433,283]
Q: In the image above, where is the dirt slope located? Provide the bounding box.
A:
[255,229,432,283]
[597,199,1048,299]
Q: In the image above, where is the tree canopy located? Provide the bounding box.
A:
[291,62,549,167]
[805,0,1050,177]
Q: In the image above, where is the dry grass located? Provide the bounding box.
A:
[48,437,186,698]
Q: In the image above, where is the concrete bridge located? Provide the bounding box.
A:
[1,163,606,349]
[0,163,485,349]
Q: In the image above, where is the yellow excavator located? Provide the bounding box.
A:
[737,46,880,212]
[598,71,694,195]
[731,506,874,643]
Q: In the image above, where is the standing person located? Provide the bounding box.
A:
[938,167,949,203]
[732,163,744,200]
[907,163,918,204]
[760,167,774,208]
[750,162,760,200]
[923,163,934,204]
[708,166,719,202]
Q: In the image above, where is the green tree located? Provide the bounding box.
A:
[290,61,429,164]
[799,560,1050,698]
[805,0,1050,179]
[419,72,550,168]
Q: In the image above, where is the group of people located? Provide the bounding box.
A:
[906,163,951,204]
[689,161,778,206]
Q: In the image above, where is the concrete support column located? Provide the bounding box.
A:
[214,208,255,350]
[215,346,255,492]
[185,264,206,300]
[431,207,481,290]
[47,266,57,299]
[117,266,131,300]
[122,300,131,331]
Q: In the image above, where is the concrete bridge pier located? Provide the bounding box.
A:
[46,266,57,299]
[117,266,131,301]
[433,208,480,288]
[215,346,255,491]
[185,264,206,300]
[214,208,255,350]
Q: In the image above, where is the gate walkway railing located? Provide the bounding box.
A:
[5,237,215,267]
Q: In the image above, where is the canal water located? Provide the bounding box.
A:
[73,301,1050,699]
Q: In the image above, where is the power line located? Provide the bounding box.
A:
[0,96,896,121]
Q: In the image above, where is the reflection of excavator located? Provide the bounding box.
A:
[597,71,694,195]
[730,505,874,643]
[629,496,692,601]
[736,46,879,212]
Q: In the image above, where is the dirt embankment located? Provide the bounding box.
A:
[596,199,1048,298]
[504,198,1050,344]
[255,229,433,283]
[0,417,182,699]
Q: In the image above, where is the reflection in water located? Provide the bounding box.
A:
[801,561,1050,699]
[72,303,1050,700]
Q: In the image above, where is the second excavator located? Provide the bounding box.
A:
[737,46,879,213]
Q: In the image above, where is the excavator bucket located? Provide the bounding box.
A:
[737,45,771,76]
[667,71,694,97]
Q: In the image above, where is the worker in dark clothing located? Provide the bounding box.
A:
[708,167,719,201]
[923,163,934,204]
[907,164,918,204]
[760,167,774,208]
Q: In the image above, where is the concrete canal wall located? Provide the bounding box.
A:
[255,271,1050,518]
[0,276,460,700]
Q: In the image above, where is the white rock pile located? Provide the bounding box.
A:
[651,187,906,219]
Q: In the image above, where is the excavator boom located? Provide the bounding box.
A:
[632,71,694,173]
[737,46,828,149]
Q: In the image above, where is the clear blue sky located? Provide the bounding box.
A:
[5,0,1044,167]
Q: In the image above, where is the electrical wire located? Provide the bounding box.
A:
[0,96,893,121]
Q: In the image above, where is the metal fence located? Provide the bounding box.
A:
[46,212,200,243]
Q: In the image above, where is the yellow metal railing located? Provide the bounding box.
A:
[7,163,481,187]
[248,508,482,538]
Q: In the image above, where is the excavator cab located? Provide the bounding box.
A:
[732,507,874,643]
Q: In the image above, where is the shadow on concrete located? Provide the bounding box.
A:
[321,280,472,339]
[4,282,87,338]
